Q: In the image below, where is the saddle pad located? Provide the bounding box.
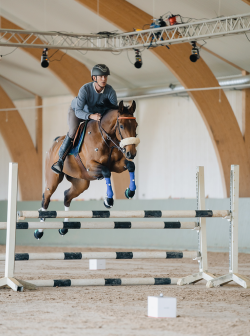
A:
[69,120,89,156]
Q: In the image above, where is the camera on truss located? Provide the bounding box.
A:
[150,17,167,30]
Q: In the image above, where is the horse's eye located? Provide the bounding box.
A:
[120,125,124,129]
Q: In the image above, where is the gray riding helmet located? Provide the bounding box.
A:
[91,64,110,77]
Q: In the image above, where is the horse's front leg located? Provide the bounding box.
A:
[124,159,136,199]
[88,161,114,209]
[102,165,114,208]
[111,158,136,199]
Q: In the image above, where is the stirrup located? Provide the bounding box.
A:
[51,160,63,174]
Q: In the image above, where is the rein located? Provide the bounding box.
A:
[98,120,125,154]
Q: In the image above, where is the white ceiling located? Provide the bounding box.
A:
[0,0,249,100]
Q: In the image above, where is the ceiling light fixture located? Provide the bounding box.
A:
[41,48,49,68]
[134,49,142,69]
[190,41,200,63]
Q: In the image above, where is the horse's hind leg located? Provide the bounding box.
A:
[42,172,64,209]
[64,176,90,207]
[58,176,90,236]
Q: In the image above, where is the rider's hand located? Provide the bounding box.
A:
[89,113,101,121]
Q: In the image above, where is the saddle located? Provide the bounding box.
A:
[69,120,89,156]
[73,122,85,147]
[68,120,92,179]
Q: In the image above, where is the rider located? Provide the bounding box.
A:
[51,64,118,174]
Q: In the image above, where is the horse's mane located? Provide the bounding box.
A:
[95,98,132,117]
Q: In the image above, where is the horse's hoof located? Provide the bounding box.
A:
[34,230,43,240]
[58,228,68,236]
[104,197,114,209]
[125,188,135,199]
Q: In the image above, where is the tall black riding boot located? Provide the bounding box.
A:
[51,134,73,174]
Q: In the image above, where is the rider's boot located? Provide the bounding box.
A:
[51,134,73,174]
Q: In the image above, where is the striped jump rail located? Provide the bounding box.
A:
[17,209,230,220]
[0,251,199,261]
[22,277,178,287]
[0,221,198,230]
[3,163,245,292]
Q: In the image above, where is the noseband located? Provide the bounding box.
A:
[116,115,140,149]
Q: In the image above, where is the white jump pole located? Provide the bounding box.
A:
[0,163,23,291]
[207,165,250,288]
[178,166,215,285]
[17,209,230,219]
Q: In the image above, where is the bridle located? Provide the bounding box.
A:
[98,114,137,154]
[116,116,136,142]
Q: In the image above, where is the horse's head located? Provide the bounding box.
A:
[117,100,139,160]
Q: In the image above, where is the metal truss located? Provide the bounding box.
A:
[0,29,116,51]
[119,12,250,49]
[0,13,250,51]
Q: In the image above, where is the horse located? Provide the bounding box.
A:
[34,100,139,239]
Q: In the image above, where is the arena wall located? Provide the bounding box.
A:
[0,90,243,200]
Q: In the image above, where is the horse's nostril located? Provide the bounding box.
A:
[127,152,131,158]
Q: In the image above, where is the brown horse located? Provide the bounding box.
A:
[34,101,139,239]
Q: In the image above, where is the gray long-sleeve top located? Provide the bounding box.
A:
[71,82,117,120]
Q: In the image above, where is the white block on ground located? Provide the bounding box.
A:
[89,259,106,270]
[148,295,177,318]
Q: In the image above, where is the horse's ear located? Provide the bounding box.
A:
[118,100,124,113]
[129,100,136,114]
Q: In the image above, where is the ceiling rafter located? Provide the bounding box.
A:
[0,8,135,90]
[0,16,91,96]
[0,74,37,96]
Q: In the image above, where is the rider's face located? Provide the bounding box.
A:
[94,75,108,88]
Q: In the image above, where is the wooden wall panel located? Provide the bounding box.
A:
[0,86,41,200]
[242,89,250,160]
[35,96,43,166]
[0,16,91,200]
[76,0,250,196]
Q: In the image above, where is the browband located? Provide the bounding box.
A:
[118,117,136,120]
